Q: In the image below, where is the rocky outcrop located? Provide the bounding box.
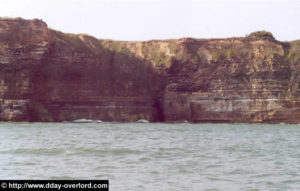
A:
[1,18,300,123]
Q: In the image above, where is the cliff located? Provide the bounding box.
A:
[1,18,300,123]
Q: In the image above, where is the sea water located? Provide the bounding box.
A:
[0,122,300,190]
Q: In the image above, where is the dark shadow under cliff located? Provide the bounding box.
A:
[28,37,167,122]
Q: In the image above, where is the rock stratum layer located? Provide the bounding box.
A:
[1,18,300,123]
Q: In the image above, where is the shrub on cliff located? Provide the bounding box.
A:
[247,31,275,40]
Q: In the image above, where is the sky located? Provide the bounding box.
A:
[0,0,300,41]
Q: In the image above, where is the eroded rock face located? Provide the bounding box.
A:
[1,18,300,123]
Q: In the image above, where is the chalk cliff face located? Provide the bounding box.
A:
[1,18,300,123]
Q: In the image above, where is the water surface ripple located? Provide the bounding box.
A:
[0,123,300,190]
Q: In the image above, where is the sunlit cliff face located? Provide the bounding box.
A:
[1,18,300,123]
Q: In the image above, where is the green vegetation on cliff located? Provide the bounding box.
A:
[247,31,275,39]
[287,40,300,65]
